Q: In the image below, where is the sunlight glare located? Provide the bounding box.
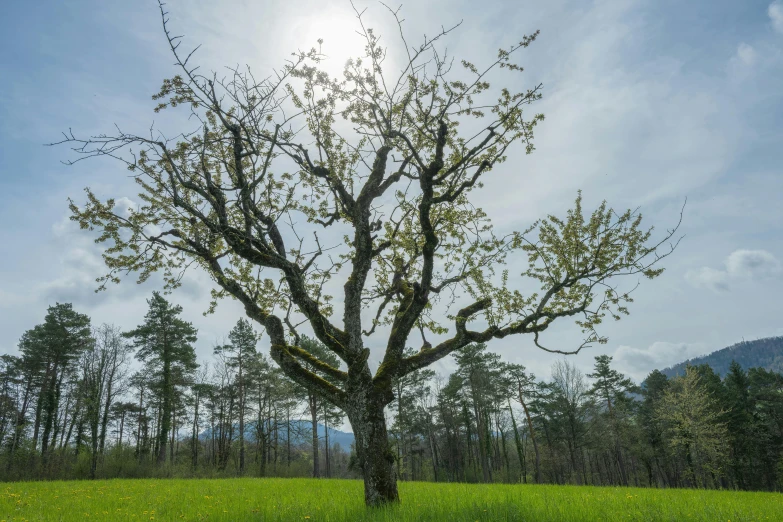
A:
[297,10,366,78]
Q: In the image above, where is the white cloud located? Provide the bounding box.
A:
[725,249,782,278]
[685,266,730,292]
[40,208,209,309]
[51,215,74,238]
[736,43,757,66]
[468,4,742,227]
[727,43,758,82]
[686,249,782,291]
[114,196,137,218]
[613,341,711,381]
[770,1,783,34]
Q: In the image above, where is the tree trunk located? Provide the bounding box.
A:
[118,410,126,450]
[395,381,404,480]
[135,385,144,462]
[518,391,541,483]
[170,416,176,464]
[225,393,235,471]
[257,387,267,476]
[90,405,99,479]
[324,410,330,478]
[426,414,439,482]
[496,412,509,480]
[8,380,33,471]
[310,393,320,478]
[347,394,399,506]
[99,381,113,455]
[61,391,80,452]
[606,398,629,486]
[158,357,171,465]
[32,387,44,453]
[468,378,492,483]
[74,414,86,458]
[238,381,245,475]
[508,400,526,483]
[192,390,200,469]
[40,370,59,461]
[57,390,73,451]
[462,402,475,478]
[286,408,291,468]
[273,407,278,472]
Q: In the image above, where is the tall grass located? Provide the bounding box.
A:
[1,478,780,521]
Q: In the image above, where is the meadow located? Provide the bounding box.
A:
[0,478,781,522]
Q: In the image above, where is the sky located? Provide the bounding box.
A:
[1,0,782,391]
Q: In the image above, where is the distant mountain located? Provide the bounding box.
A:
[200,420,354,451]
[660,336,783,378]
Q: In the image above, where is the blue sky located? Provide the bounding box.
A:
[1,0,782,384]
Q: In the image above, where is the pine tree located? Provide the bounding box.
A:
[214,318,259,474]
[505,363,541,483]
[724,361,753,487]
[639,369,671,486]
[20,303,92,465]
[587,355,638,485]
[124,293,198,465]
[453,343,504,483]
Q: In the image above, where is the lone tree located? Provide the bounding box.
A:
[57,3,681,505]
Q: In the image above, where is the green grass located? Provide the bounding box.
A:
[0,478,781,521]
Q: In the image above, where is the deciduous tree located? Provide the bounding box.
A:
[58,3,681,505]
[656,366,728,487]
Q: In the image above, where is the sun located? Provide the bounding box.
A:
[293,7,377,77]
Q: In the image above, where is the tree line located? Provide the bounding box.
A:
[2,295,782,491]
[0,295,348,481]
[388,344,783,491]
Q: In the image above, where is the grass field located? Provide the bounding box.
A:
[0,478,781,521]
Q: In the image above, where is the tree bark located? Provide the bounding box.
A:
[324,410,330,478]
[158,356,171,465]
[469,378,492,483]
[286,408,291,468]
[518,390,541,483]
[238,357,245,475]
[40,367,60,461]
[309,393,320,478]
[170,416,176,464]
[347,395,399,506]
[118,410,126,450]
[135,385,144,462]
[90,403,99,479]
[192,390,200,469]
[32,385,44,453]
[99,380,113,455]
[508,400,526,483]
[426,413,439,482]
[8,377,34,471]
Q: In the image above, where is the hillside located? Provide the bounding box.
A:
[660,336,783,378]
[200,419,355,451]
